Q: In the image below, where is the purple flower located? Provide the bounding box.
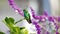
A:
[8,0,60,34]
[8,0,41,34]
[32,20,41,34]
[56,31,59,34]
[48,16,54,22]
[8,0,24,16]
[58,17,60,22]
[43,10,48,16]
[30,7,47,22]
[46,31,50,34]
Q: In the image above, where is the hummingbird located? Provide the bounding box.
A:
[23,9,31,24]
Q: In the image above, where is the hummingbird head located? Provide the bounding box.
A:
[23,9,28,13]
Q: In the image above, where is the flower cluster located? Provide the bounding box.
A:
[8,0,60,34]
[8,0,41,34]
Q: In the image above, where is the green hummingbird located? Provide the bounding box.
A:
[23,9,31,24]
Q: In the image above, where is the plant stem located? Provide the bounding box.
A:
[15,18,25,24]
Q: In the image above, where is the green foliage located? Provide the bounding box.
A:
[3,17,15,29]
[0,31,5,34]
[20,28,28,34]
[10,27,21,34]
[2,17,28,34]
[5,17,14,24]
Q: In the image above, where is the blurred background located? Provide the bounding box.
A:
[0,0,60,34]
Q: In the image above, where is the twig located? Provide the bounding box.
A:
[15,18,25,24]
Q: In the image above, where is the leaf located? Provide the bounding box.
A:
[20,28,28,34]
[10,26,28,34]
[5,17,10,24]
[10,27,21,34]
[3,17,28,34]
[3,17,15,29]
[0,31,5,34]
[9,17,14,24]
[5,17,14,24]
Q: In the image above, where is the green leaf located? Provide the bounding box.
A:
[5,17,14,24]
[9,17,14,24]
[10,26,28,34]
[20,28,28,34]
[3,17,28,34]
[10,27,21,34]
[0,31,5,34]
[3,17,15,29]
[5,17,10,24]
